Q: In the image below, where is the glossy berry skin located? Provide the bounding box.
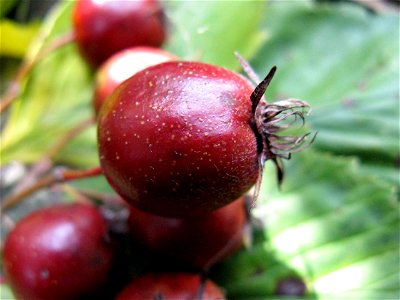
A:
[73,0,166,68]
[115,273,225,300]
[93,47,176,116]
[98,61,258,217]
[3,203,113,300]
[128,197,246,269]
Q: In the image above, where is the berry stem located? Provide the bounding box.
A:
[201,228,245,271]
[202,199,251,271]
[196,274,207,300]
[0,32,74,113]
[1,166,102,210]
[10,117,95,199]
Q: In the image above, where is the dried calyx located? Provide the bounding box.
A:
[249,65,316,184]
[259,97,314,160]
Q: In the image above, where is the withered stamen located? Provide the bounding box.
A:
[256,97,315,185]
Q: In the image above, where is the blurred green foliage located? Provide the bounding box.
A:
[0,20,39,57]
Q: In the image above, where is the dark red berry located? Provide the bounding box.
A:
[275,277,307,297]
[128,197,247,269]
[98,61,259,217]
[98,60,313,216]
[93,46,176,116]
[73,0,167,68]
[3,203,113,300]
[115,273,225,300]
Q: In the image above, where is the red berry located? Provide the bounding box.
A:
[115,273,225,300]
[73,0,167,68]
[3,203,113,300]
[98,61,259,217]
[93,47,177,115]
[128,197,247,269]
[98,61,314,216]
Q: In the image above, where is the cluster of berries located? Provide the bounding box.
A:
[3,0,312,298]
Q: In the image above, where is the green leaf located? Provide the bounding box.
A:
[250,1,399,185]
[0,283,16,300]
[164,0,266,70]
[213,150,398,299]
[0,1,97,168]
[0,20,40,58]
[0,0,16,18]
[69,174,115,195]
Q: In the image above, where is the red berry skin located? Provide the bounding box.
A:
[3,203,113,300]
[128,197,246,269]
[93,47,177,116]
[98,61,258,217]
[73,0,166,68]
[115,273,226,300]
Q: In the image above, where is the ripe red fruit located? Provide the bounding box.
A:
[3,203,113,300]
[98,61,259,217]
[73,0,167,68]
[128,197,247,269]
[98,59,313,217]
[93,47,177,115]
[115,273,225,300]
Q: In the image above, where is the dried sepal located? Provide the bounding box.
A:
[248,68,316,187]
[234,51,261,85]
[250,66,277,113]
[235,58,316,198]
